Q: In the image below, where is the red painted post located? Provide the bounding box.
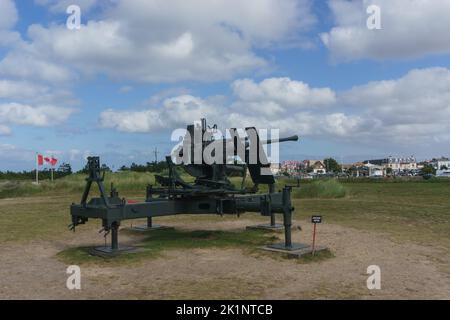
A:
[312,223,317,255]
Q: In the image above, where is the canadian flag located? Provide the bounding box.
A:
[37,154,58,167]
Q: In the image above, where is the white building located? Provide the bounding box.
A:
[364,156,417,172]
[437,169,450,177]
[303,160,326,174]
[364,163,385,177]
[431,157,450,170]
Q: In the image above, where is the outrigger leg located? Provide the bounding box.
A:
[128,185,173,232]
[91,221,136,256]
[266,187,308,251]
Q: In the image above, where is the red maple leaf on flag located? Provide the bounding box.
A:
[38,155,58,167]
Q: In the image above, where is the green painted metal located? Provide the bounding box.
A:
[69,119,299,253]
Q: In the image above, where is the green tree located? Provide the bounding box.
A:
[101,164,112,172]
[57,163,72,176]
[422,164,436,175]
[323,158,341,173]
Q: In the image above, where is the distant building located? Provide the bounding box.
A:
[364,163,385,177]
[363,156,417,172]
[303,160,326,174]
[341,164,354,172]
[280,160,302,175]
[430,157,450,170]
[437,169,450,177]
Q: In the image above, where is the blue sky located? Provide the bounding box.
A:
[1,0,450,171]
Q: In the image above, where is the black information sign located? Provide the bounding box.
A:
[311,216,322,224]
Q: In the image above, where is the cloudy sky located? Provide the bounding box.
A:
[1,0,450,170]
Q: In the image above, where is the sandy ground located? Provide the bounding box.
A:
[0,217,449,300]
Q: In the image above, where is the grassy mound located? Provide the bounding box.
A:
[293,179,347,199]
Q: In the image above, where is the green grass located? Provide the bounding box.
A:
[57,228,336,266]
[57,229,278,266]
[0,172,157,199]
[293,179,347,199]
[0,171,197,199]
[1,173,449,253]
[298,181,450,248]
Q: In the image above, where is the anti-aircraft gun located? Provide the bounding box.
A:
[69,119,303,255]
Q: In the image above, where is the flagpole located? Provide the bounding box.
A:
[51,155,54,182]
[35,152,39,184]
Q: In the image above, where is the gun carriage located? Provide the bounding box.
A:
[70,119,303,255]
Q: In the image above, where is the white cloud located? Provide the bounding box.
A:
[0,103,76,127]
[3,0,315,83]
[0,124,11,135]
[0,53,74,84]
[98,68,450,145]
[0,143,36,164]
[0,0,18,30]
[321,0,450,61]
[340,67,450,143]
[100,95,220,132]
[232,78,337,109]
[0,80,48,100]
[34,0,100,13]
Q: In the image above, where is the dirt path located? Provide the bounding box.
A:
[0,219,449,299]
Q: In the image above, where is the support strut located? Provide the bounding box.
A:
[90,221,136,256]
[245,183,284,231]
[282,187,293,248]
[111,222,119,251]
[264,186,309,252]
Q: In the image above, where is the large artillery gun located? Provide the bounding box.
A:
[69,119,304,255]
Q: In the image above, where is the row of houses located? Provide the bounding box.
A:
[273,160,327,176]
[272,156,450,177]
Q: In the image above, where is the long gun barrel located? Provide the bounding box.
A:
[260,135,299,145]
[177,134,299,157]
[244,134,299,149]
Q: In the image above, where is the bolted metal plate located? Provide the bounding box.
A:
[89,245,137,257]
[266,243,310,251]
[129,224,174,232]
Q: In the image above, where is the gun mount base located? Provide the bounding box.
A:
[129,217,173,232]
[89,245,138,257]
[266,243,309,251]
[246,223,285,232]
[130,224,173,232]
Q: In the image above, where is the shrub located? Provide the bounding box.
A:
[293,179,347,199]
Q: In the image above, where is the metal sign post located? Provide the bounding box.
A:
[311,216,322,255]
